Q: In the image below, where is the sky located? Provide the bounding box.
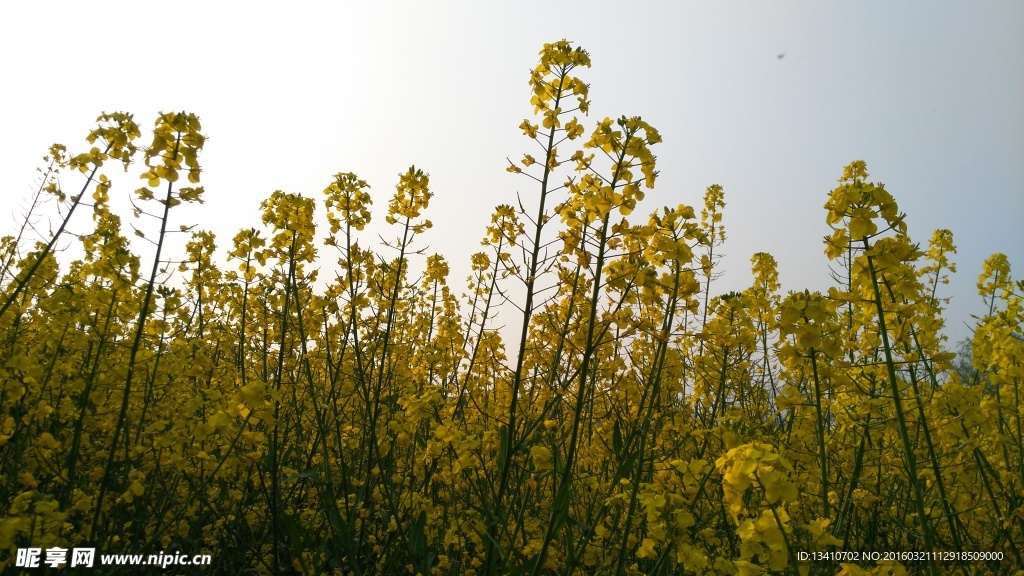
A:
[1,2,1021,347]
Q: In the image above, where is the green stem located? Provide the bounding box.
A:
[863,239,938,576]
[90,133,180,544]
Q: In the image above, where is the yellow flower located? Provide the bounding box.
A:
[636,537,658,559]
[531,445,553,470]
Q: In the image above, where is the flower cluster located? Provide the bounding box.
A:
[0,42,1020,576]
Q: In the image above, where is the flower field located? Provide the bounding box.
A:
[1,41,1022,575]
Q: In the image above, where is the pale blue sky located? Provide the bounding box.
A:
[2,2,1021,346]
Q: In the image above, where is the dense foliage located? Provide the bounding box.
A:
[1,41,1022,576]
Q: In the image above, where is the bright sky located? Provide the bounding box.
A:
[2,2,1021,347]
